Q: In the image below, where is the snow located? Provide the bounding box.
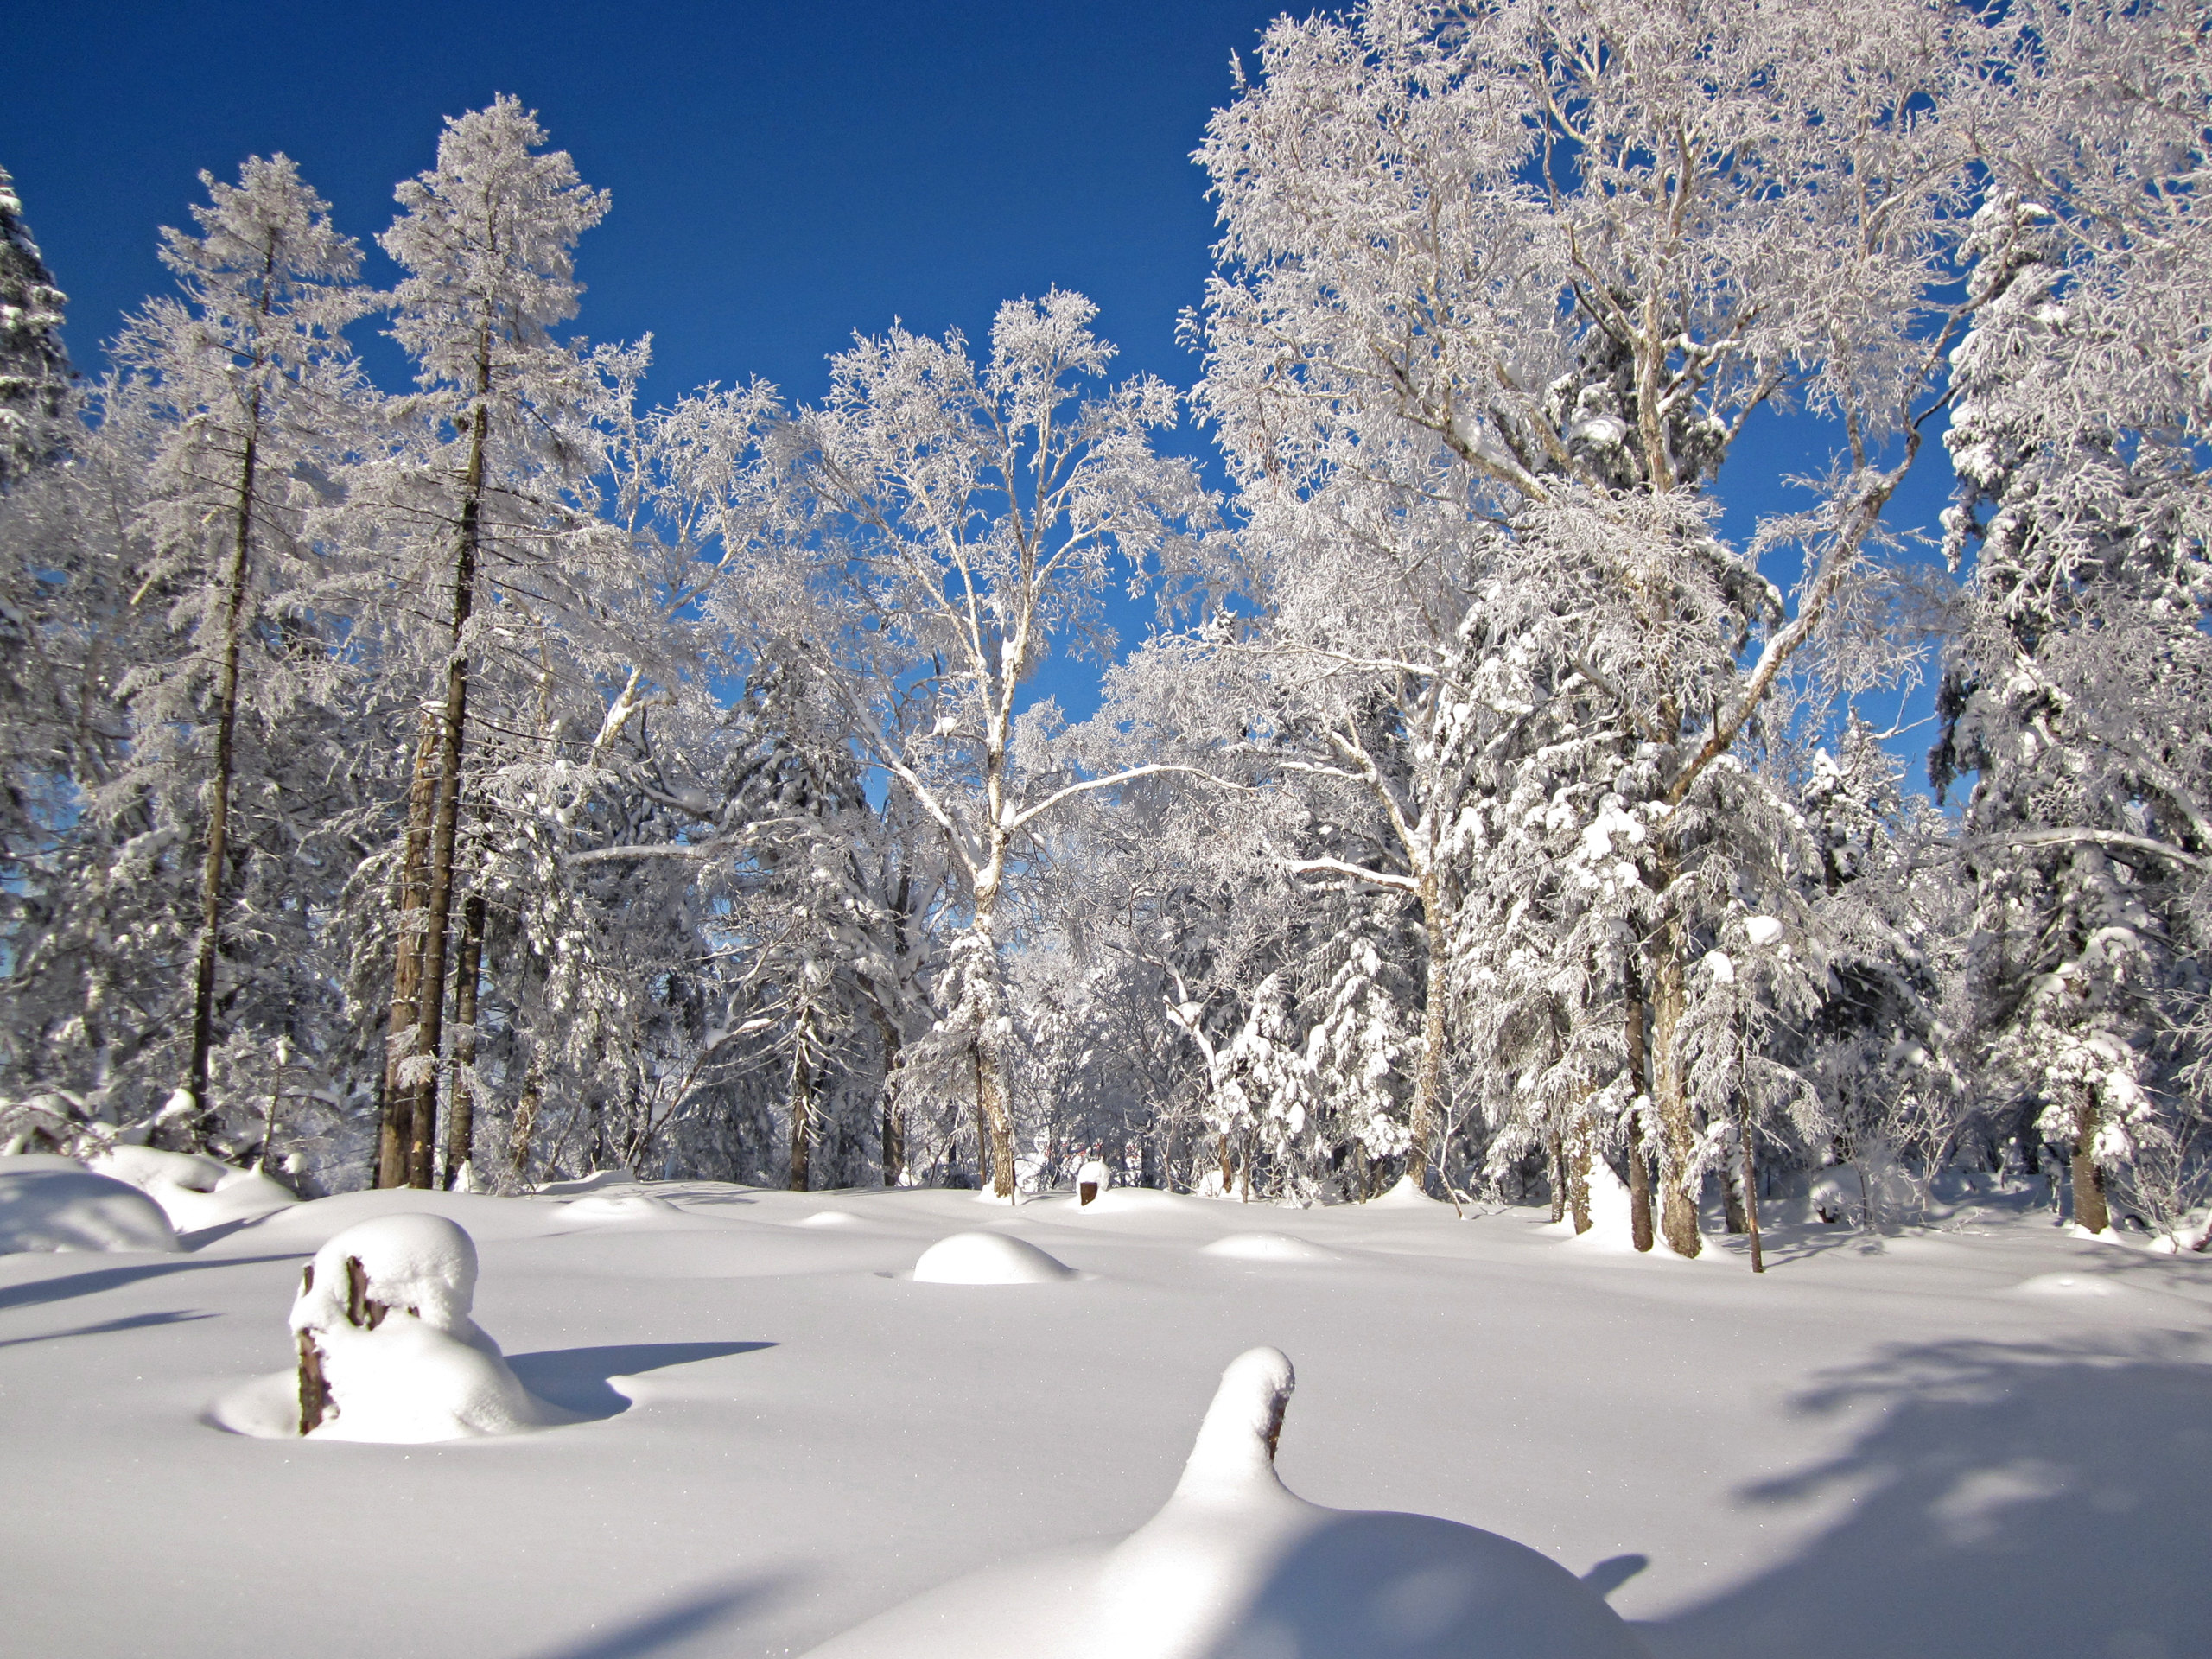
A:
[1200,1230,1348,1262]
[1,1179,2207,1659]
[87,1146,299,1232]
[812,1344,1649,1657]
[911,1229,1076,1284]
[1551,1156,1644,1255]
[210,1211,560,1443]
[0,1154,179,1254]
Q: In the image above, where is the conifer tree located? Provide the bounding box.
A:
[364,98,610,1188]
[0,164,73,488]
[113,155,371,1135]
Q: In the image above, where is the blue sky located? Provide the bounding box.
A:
[4,0,1950,772]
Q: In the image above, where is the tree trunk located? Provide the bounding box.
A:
[441,890,486,1189]
[2072,1096,2110,1233]
[1625,982,1655,1251]
[789,1041,814,1192]
[1741,1106,1765,1274]
[1567,1104,1592,1235]
[394,399,487,1190]
[184,391,260,1140]
[1650,919,1702,1258]
[508,1053,543,1186]
[1407,869,1449,1194]
[870,1005,905,1185]
[1218,1130,1235,1195]
[377,712,442,1188]
[1723,1135,1751,1234]
[1548,1132,1567,1224]
[976,1014,1016,1199]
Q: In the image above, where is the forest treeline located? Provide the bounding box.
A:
[3,0,2207,1258]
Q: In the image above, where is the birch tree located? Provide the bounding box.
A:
[779,290,1209,1196]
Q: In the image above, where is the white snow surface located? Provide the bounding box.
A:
[808,1344,1649,1657]
[0,1154,179,1254]
[912,1229,1075,1283]
[87,1146,299,1232]
[1,1179,2207,1659]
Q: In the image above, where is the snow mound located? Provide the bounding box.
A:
[804,1344,1649,1658]
[1202,1231,1346,1263]
[211,1212,560,1442]
[797,1209,864,1227]
[0,1154,180,1255]
[558,1193,681,1223]
[87,1145,297,1230]
[1370,1173,1447,1208]
[1053,1185,1194,1218]
[912,1230,1075,1284]
[533,1168,638,1196]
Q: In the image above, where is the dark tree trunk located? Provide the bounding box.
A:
[1741,1109,1765,1274]
[1625,982,1655,1253]
[385,332,491,1190]
[2072,1097,2110,1233]
[184,387,260,1141]
[789,1045,815,1192]
[377,713,441,1188]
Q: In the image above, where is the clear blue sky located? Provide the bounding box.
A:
[3,0,1950,767]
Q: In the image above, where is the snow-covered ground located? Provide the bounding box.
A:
[2,1166,2206,1659]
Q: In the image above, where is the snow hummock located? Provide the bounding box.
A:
[1201,1230,1347,1263]
[558,1192,682,1224]
[210,1212,561,1442]
[912,1230,1075,1284]
[1371,1173,1447,1207]
[87,1146,298,1231]
[0,1154,179,1255]
[806,1344,1650,1658]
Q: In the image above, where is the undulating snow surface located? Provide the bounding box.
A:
[2,1176,2207,1659]
[0,1154,177,1254]
[807,1344,1649,1657]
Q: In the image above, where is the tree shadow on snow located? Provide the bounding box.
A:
[512,1572,791,1659]
[0,1307,217,1348]
[1640,1330,2212,1659]
[506,1340,774,1418]
[0,1254,299,1314]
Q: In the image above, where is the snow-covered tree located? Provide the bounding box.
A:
[773,290,1211,1196]
[0,164,73,487]
[1934,8,2212,1237]
[1173,0,2001,1250]
[110,155,372,1135]
[359,97,612,1189]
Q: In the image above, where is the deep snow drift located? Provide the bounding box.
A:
[807,1344,1649,1657]
[1,1173,2206,1659]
